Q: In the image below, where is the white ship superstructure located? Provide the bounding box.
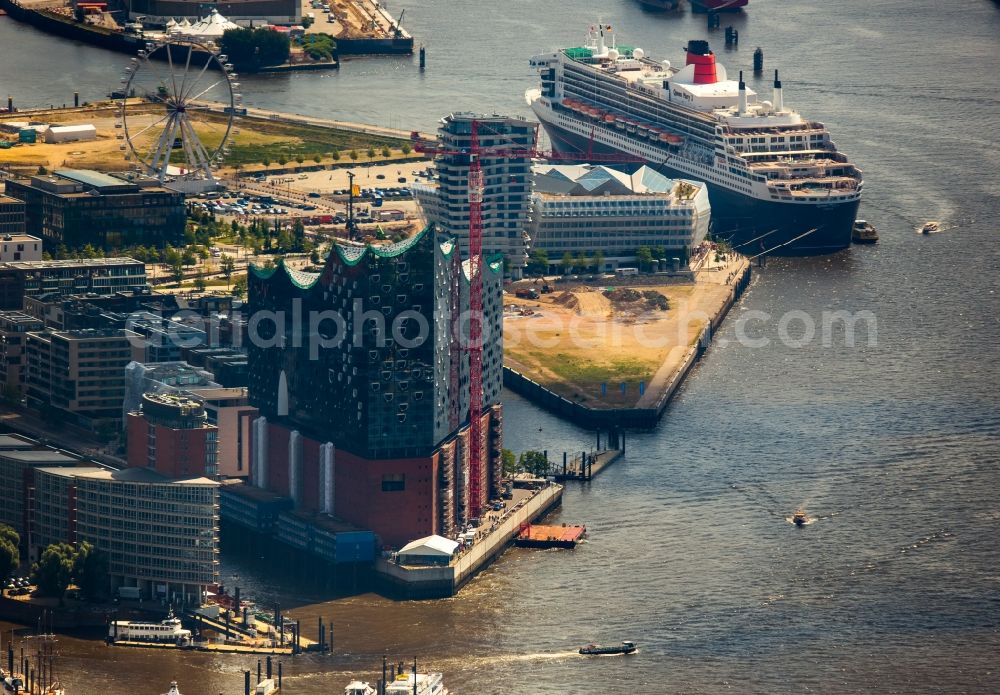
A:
[109,609,192,643]
[527,26,863,254]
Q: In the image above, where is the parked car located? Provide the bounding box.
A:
[376,173,386,180]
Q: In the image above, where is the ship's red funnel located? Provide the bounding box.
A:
[685,40,717,84]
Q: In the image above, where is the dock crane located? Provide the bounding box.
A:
[409,122,645,518]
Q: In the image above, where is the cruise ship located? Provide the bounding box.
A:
[527,26,863,255]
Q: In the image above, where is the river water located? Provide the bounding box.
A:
[2,1,1000,693]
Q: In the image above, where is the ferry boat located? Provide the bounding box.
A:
[109,608,192,644]
[528,26,863,255]
[384,671,448,695]
[344,682,378,695]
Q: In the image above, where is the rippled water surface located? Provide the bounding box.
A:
[2,1,999,692]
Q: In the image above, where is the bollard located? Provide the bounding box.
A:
[266,655,272,680]
[73,92,79,108]
[278,661,282,687]
[257,659,261,685]
[244,670,250,695]
[7,96,12,113]
[419,45,426,70]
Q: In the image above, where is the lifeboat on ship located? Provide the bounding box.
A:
[604,113,617,124]
[625,120,638,133]
[615,116,627,129]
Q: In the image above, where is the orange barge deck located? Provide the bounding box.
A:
[514,523,587,549]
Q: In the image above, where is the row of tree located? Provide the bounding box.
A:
[501,449,550,477]
[525,245,694,276]
[0,525,109,602]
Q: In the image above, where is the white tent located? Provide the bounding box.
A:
[178,9,238,40]
[396,535,458,565]
[43,124,97,143]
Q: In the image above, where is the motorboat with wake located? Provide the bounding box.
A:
[579,640,638,655]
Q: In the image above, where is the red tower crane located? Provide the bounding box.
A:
[410,124,647,519]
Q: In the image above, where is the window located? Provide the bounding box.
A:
[381,473,405,492]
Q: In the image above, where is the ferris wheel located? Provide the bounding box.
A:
[116,41,242,186]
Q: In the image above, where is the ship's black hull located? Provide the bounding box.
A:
[540,120,858,256]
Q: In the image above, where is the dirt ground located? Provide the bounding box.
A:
[0,106,268,172]
[503,256,748,409]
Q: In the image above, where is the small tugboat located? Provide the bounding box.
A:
[579,640,638,656]
[792,510,807,527]
[163,683,183,695]
[851,219,878,244]
[921,221,940,234]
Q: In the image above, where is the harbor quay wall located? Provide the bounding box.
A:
[0,594,108,628]
[504,262,752,429]
[374,483,564,600]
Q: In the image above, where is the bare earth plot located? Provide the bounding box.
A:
[503,258,747,409]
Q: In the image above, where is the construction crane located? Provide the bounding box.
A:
[410,122,648,519]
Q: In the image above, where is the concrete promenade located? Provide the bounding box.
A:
[374,483,564,599]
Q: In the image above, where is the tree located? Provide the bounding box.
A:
[0,524,18,584]
[277,155,288,167]
[330,149,340,161]
[349,150,358,161]
[312,153,322,164]
[262,157,271,171]
[381,146,391,159]
[366,146,376,162]
[232,276,247,299]
[32,543,75,600]
[292,219,306,251]
[170,261,184,286]
[518,450,549,477]
[219,27,290,70]
[401,142,411,155]
[220,254,235,289]
[575,251,587,272]
[501,449,517,477]
[526,248,549,276]
[194,277,207,293]
[73,541,109,601]
[295,154,305,165]
[635,246,654,272]
[561,251,574,275]
[593,249,605,273]
[310,248,321,264]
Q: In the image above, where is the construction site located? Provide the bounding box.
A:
[503,251,752,423]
